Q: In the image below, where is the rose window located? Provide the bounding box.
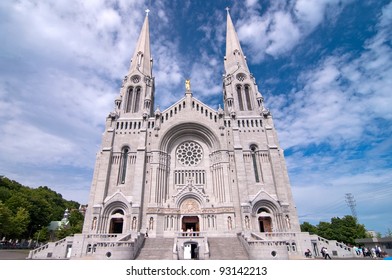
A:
[176,141,203,166]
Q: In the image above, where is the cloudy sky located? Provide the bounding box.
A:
[1,0,391,235]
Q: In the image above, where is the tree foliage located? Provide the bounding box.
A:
[301,215,369,245]
[0,176,83,241]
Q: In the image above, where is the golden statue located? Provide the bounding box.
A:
[185,79,191,91]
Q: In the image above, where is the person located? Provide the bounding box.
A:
[145,228,149,238]
[371,247,376,258]
[320,247,325,258]
[323,248,331,259]
[305,249,312,258]
[375,246,381,258]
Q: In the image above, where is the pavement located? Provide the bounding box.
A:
[0,250,30,260]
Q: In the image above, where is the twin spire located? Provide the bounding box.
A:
[128,8,248,81]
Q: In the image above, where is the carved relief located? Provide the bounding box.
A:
[180,198,200,214]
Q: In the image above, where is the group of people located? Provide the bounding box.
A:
[304,247,331,259]
[354,245,383,258]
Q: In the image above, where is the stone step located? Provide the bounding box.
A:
[136,238,174,260]
[208,237,249,260]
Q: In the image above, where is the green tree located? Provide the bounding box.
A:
[0,201,12,237]
[300,221,318,235]
[0,176,82,240]
[302,215,368,245]
[9,207,30,239]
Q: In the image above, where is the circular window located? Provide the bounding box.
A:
[236,73,246,81]
[271,251,277,257]
[106,252,112,258]
[131,75,141,83]
[176,141,203,166]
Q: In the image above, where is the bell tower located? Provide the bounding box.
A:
[223,9,265,117]
[115,10,154,119]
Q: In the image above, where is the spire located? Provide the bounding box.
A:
[224,9,249,74]
[129,10,152,78]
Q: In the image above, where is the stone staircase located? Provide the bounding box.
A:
[208,237,249,260]
[136,238,174,260]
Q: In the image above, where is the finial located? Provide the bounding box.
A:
[145,9,150,16]
[226,7,230,13]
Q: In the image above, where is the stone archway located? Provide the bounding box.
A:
[109,217,124,233]
[108,209,125,234]
[180,198,201,233]
[258,217,272,233]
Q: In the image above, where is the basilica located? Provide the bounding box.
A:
[28,10,357,260]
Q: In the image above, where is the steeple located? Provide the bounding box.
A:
[224,8,249,75]
[223,8,264,116]
[128,11,152,77]
[117,10,154,118]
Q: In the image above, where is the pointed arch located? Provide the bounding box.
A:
[125,87,134,113]
[250,144,260,182]
[244,85,252,110]
[118,146,129,184]
[236,85,244,111]
[133,87,141,113]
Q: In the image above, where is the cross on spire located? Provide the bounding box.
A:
[145,8,150,16]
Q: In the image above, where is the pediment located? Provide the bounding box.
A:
[104,190,133,206]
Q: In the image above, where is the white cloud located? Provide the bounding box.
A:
[270,5,392,149]
[236,0,352,61]
[265,11,301,56]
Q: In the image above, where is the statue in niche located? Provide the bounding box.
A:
[132,217,137,230]
[91,217,97,231]
[149,217,154,230]
[285,215,291,230]
[245,215,250,230]
[227,216,232,230]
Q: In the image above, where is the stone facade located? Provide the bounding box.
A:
[80,9,301,242]
[28,10,359,260]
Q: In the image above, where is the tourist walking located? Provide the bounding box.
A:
[322,247,331,259]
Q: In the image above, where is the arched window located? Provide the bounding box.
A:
[245,85,252,110]
[125,87,134,113]
[137,51,143,67]
[133,87,141,113]
[119,147,129,184]
[251,145,260,182]
[237,85,244,111]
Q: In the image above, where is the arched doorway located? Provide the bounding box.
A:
[258,217,272,232]
[109,209,125,234]
[109,218,124,233]
[182,216,199,232]
[184,241,199,260]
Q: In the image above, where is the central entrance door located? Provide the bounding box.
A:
[182,216,199,232]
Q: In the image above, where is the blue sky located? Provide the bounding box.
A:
[0,0,391,235]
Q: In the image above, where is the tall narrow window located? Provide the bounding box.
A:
[125,87,134,113]
[137,52,143,67]
[133,87,141,113]
[120,147,129,184]
[245,85,252,110]
[237,85,244,111]
[251,145,260,182]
